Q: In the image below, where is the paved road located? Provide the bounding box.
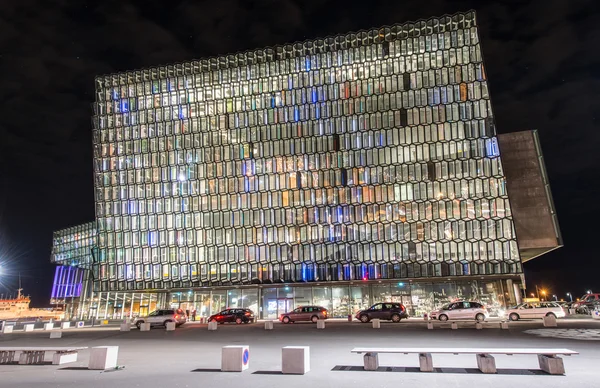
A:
[1,319,599,388]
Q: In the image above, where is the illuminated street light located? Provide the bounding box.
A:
[567,292,573,302]
[541,290,546,301]
[552,294,557,301]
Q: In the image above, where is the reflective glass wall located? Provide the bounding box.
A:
[91,11,521,292]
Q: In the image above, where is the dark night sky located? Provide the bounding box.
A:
[0,0,598,306]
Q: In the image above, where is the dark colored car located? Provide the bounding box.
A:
[355,303,408,323]
[279,306,328,323]
[208,308,255,324]
[573,294,600,314]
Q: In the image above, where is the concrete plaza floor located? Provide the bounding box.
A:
[1,319,599,388]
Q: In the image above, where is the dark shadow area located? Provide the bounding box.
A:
[252,370,283,375]
[191,368,222,372]
[331,365,553,376]
[0,361,53,366]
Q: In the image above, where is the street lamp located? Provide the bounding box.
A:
[531,293,535,297]
[566,292,572,302]
[541,290,546,301]
[552,294,557,301]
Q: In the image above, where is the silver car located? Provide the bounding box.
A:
[134,308,187,329]
[429,301,489,322]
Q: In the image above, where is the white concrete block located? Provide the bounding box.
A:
[419,353,433,372]
[221,345,249,372]
[538,354,565,375]
[363,352,379,371]
[165,322,176,331]
[208,321,218,331]
[50,331,62,339]
[23,324,34,332]
[427,322,434,330]
[140,322,151,331]
[316,320,325,329]
[44,323,54,331]
[264,320,274,330]
[60,322,70,329]
[52,352,78,365]
[500,321,509,330]
[451,322,458,330]
[476,354,497,374]
[372,319,380,329]
[76,321,85,328]
[282,346,310,374]
[88,346,119,370]
[475,323,483,330]
[2,325,13,334]
[543,315,557,327]
[120,323,131,332]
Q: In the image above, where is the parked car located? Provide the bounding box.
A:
[502,302,565,321]
[208,308,255,324]
[134,308,187,329]
[429,301,489,322]
[355,303,408,323]
[279,306,328,323]
[572,293,600,314]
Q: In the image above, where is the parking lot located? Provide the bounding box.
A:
[1,318,599,388]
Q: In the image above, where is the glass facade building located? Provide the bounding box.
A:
[52,11,535,320]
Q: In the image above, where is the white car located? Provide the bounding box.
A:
[429,301,489,322]
[133,308,187,329]
[502,302,565,321]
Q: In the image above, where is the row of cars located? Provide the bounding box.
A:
[132,300,569,328]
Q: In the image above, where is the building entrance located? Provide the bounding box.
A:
[266,298,293,319]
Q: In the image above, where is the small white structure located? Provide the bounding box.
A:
[165,322,176,331]
[264,320,274,330]
[44,323,54,331]
[208,321,218,331]
[427,322,434,330]
[23,324,34,332]
[500,321,509,330]
[543,315,557,327]
[88,346,119,370]
[476,354,497,374]
[2,325,13,334]
[221,345,249,372]
[60,322,70,329]
[419,352,433,372]
[316,320,325,329]
[451,322,458,330]
[363,352,379,370]
[120,323,131,332]
[538,354,565,375]
[282,346,310,374]
[475,323,483,330]
[76,321,85,328]
[52,352,78,365]
[140,322,151,331]
[372,319,380,329]
[50,331,62,339]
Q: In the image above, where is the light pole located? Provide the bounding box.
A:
[541,290,546,301]
[567,293,573,302]
[552,294,557,301]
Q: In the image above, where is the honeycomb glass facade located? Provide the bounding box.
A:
[68,11,525,319]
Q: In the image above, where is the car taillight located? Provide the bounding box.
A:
[174,315,179,319]
[245,312,251,316]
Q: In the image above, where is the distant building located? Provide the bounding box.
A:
[51,11,560,320]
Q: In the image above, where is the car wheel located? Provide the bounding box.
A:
[282,316,291,324]
[438,314,448,322]
[136,321,143,329]
[163,320,172,327]
[509,313,519,321]
[545,312,556,319]
[311,315,319,323]
[391,313,401,323]
[475,313,485,323]
[235,317,243,325]
[359,315,370,323]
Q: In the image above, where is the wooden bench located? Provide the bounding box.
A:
[0,347,88,365]
[351,347,578,375]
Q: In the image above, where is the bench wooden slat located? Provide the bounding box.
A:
[350,347,578,356]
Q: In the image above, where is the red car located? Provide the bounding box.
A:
[208,308,255,324]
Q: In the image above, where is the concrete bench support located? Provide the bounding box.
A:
[543,315,557,327]
[140,322,151,331]
[52,351,78,365]
[23,324,34,332]
[419,352,433,372]
[363,352,379,371]
[60,322,70,329]
[88,346,119,370]
[476,354,497,374]
[282,346,310,374]
[427,322,434,330]
[0,351,15,364]
[538,355,565,375]
[2,326,13,334]
[208,321,218,331]
[372,319,380,329]
[44,323,54,331]
[19,351,44,365]
[451,322,458,330]
[475,323,483,330]
[165,322,176,331]
[316,320,325,329]
[264,321,273,330]
[120,323,131,332]
[221,345,249,372]
[50,331,62,339]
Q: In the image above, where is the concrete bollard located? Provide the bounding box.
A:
[76,321,85,328]
[348,314,353,322]
[88,346,119,370]
[264,320,274,330]
[543,315,557,327]
[208,321,218,331]
[165,322,176,331]
[427,322,434,330]
[500,321,509,330]
[282,346,310,374]
[44,323,54,331]
[60,322,71,329]
[475,323,483,330]
[2,325,13,334]
[372,319,380,329]
[316,320,325,329]
[451,322,458,330]
[120,323,131,332]
[23,324,34,332]
[50,331,62,339]
[221,345,249,372]
[140,322,151,331]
